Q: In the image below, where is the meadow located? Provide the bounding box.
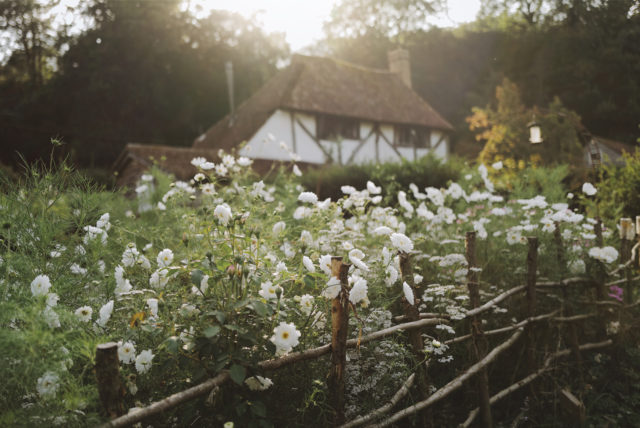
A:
[1,153,638,427]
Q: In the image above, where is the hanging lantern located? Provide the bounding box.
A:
[527,119,543,144]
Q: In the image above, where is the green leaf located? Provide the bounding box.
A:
[249,300,272,317]
[164,337,179,354]
[191,269,204,286]
[224,324,246,333]
[251,401,267,418]
[203,325,220,338]
[229,364,246,385]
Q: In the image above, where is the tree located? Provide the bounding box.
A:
[468,78,583,168]
[0,0,60,86]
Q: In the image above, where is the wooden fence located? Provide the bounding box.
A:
[96,217,640,427]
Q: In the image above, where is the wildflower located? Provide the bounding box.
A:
[300,294,314,315]
[322,277,341,299]
[582,182,597,196]
[300,230,314,247]
[270,322,301,354]
[191,157,206,168]
[215,164,228,176]
[608,285,623,302]
[201,183,216,196]
[367,181,381,194]
[43,306,61,328]
[341,185,356,195]
[157,249,174,268]
[349,278,368,305]
[31,274,51,297]
[292,164,302,176]
[390,233,413,253]
[118,342,137,364]
[75,306,93,322]
[245,375,273,391]
[36,371,60,399]
[70,263,88,275]
[298,191,318,204]
[319,254,332,275]
[149,269,169,289]
[238,156,252,167]
[385,266,399,287]
[214,204,232,226]
[588,246,619,264]
[506,230,523,245]
[259,281,282,301]
[97,300,114,327]
[122,246,141,268]
[147,298,159,318]
[135,350,154,374]
[272,221,286,235]
[302,256,315,272]
[402,282,415,305]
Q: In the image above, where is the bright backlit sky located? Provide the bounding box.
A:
[192,0,482,51]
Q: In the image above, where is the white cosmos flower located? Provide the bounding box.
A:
[36,371,60,399]
[147,298,159,317]
[374,226,393,235]
[385,265,399,287]
[270,322,301,353]
[367,181,381,194]
[349,278,368,305]
[272,221,286,235]
[118,342,137,364]
[122,246,140,268]
[298,191,318,204]
[322,276,341,299]
[191,157,206,168]
[302,256,315,273]
[43,306,60,328]
[97,300,114,327]
[135,349,154,374]
[292,164,302,176]
[491,161,503,170]
[300,294,314,315]
[319,254,332,275]
[31,274,51,297]
[588,246,619,264]
[582,182,597,196]
[390,233,414,253]
[238,156,252,167]
[403,282,415,305]
[157,249,174,268]
[341,185,356,195]
[75,306,93,322]
[149,269,169,289]
[245,375,273,391]
[259,281,281,300]
[214,204,232,226]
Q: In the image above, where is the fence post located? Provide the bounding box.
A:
[465,231,493,428]
[620,218,635,304]
[525,237,539,395]
[328,256,350,426]
[95,342,125,418]
[399,251,432,427]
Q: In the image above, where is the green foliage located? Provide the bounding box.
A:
[468,78,583,169]
[300,154,464,203]
[595,148,640,219]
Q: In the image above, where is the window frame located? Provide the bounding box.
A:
[316,114,360,141]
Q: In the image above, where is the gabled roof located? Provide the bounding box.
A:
[193,54,453,151]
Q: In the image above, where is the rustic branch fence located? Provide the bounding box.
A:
[97,216,640,428]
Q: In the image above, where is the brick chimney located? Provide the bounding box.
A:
[388,48,411,88]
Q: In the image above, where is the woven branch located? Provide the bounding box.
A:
[465,285,526,318]
[393,312,451,323]
[100,371,230,428]
[460,339,613,427]
[339,374,416,428]
[446,311,557,346]
[610,242,640,276]
[368,329,524,428]
[535,277,591,288]
[552,313,596,322]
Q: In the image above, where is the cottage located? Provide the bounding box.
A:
[193,49,453,166]
[114,50,453,187]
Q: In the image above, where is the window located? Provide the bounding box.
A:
[394,125,430,148]
[317,114,360,141]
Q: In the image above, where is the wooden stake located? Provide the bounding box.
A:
[620,218,635,304]
[525,237,539,397]
[95,342,125,418]
[399,251,431,427]
[465,231,493,428]
[328,257,350,426]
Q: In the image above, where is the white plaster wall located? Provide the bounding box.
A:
[239,109,450,165]
[239,110,327,164]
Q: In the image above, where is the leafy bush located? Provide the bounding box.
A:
[300,154,465,204]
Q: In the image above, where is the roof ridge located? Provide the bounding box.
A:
[292,53,391,75]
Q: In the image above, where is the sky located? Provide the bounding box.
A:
[191,0,482,51]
